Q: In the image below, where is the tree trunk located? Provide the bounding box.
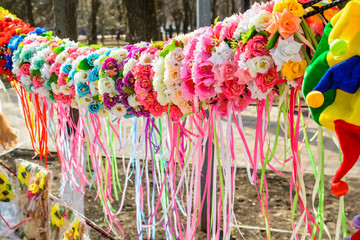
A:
[122,0,160,43]
[25,0,35,26]
[182,0,190,34]
[243,0,251,11]
[52,0,79,41]
[231,0,236,14]
[88,0,101,45]
[211,0,217,24]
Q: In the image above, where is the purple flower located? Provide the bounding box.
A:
[103,93,120,109]
[103,57,118,70]
[123,72,135,87]
[121,95,130,108]
[116,78,123,93]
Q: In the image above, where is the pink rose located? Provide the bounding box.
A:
[136,76,152,91]
[255,68,279,93]
[214,98,229,117]
[247,35,269,57]
[169,105,183,122]
[195,77,217,101]
[233,91,253,112]
[19,63,31,76]
[58,72,68,86]
[220,60,239,81]
[181,77,195,100]
[50,62,61,76]
[221,79,246,100]
[260,0,274,11]
[32,75,45,88]
[219,22,238,42]
[214,22,224,40]
[194,61,214,81]
[132,64,150,77]
[236,68,253,85]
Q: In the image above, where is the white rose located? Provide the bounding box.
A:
[249,10,273,32]
[109,49,128,62]
[59,85,71,95]
[247,55,273,77]
[247,81,271,100]
[98,107,110,118]
[128,94,140,107]
[218,41,234,60]
[20,75,32,85]
[123,58,137,76]
[78,94,93,108]
[40,64,51,80]
[51,82,60,95]
[98,77,115,95]
[89,81,99,96]
[270,37,302,71]
[111,103,126,118]
[74,70,90,84]
[55,51,69,64]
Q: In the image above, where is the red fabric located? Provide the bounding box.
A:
[331,120,360,196]
[351,229,360,240]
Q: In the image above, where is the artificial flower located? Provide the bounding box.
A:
[281,58,307,80]
[51,203,65,228]
[270,36,302,71]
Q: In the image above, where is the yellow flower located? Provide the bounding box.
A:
[17,164,30,187]
[71,218,81,240]
[36,171,46,190]
[51,203,65,228]
[0,174,14,202]
[28,183,39,194]
[281,59,307,80]
[274,0,304,17]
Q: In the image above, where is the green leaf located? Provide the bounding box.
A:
[6,184,12,191]
[51,46,65,54]
[25,164,32,172]
[122,86,135,95]
[257,30,268,38]
[241,26,257,44]
[89,44,103,49]
[77,58,92,71]
[266,31,280,50]
[60,206,66,215]
[69,212,75,222]
[68,210,73,220]
[160,39,183,58]
[214,16,219,25]
[40,31,52,37]
[78,43,87,47]
[50,73,58,84]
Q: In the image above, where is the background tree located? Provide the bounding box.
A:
[52,0,79,41]
[122,0,160,43]
[25,0,35,26]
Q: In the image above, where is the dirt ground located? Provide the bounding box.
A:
[1,148,359,240]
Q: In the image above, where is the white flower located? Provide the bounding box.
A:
[270,37,302,71]
[111,103,126,118]
[123,58,137,76]
[31,86,49,97]
[19,75,32,85]
[55,51,69,64]
[246,55,273,77]
[98,107,110,118]
[78,94,93,108]
[247,81,271,100]
[59,85,71,95]
[74,70,90,84]
[287,79,299,88]
[128,94,140,107]
[40,64,51,80]
[209,41,234,65]
[135,41,148,48]
[89,81,99,96]
[110,49,128,62]
[139,52,154,65]
[51,82,60,95]
[248,10,273,32]
[98,77,115,95]
[71,99,79,109]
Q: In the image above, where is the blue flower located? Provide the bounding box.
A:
[87,53,99,67]
[76,83,90,97]
[89,68,99,82]
[88,101,101,113]
[61,63,72,75]
[8,36,24,52]
[68,69,76,81]
[35,27,47,35]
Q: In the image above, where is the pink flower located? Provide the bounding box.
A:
[247,35,269,57]
[132,64,151,77]
[214,60,239,83]
[268,90,278,101]
[236,68,253,85]
[194,61,214,80]
[260,0,274,12]
[233,91,253,112]
[181,77,195,100]
[255,68,279,93]
[135,87,149,100]
[46,53,57,65]
[267,9,302,40]
[19,63,31,75]
[69,85,75,97]
[50,62,61,76]
[137,76,152,91]
[213,97,229,117]
[32,75,45,88]
[195,77,217,101]
[169,105,183,122]
[219,22,238,42]
[58,72,68,86]
[221,79,246,100]
[214,22,224,40]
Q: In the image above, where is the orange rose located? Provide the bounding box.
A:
[273,0,304,17]
[273,9,302,39]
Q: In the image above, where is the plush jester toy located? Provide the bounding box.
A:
[303,0,360,197]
